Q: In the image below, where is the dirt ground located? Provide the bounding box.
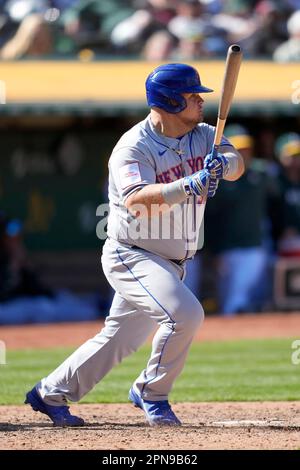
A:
[1,402,300,450]
[1,311,300,349]
[1,313,300,450]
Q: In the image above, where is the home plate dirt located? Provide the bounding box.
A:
[1,314,300,450]
[1,402,300,450]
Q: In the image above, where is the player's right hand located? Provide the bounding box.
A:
[184,169,211,197]
[207,177,219,198]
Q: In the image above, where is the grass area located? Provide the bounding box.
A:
[0,338,299,405]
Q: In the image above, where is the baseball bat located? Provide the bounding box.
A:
[212,44,243,156]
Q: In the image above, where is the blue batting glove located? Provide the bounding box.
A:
[183,169,210,197]
[204,152,229,179]
[207,177,219,198]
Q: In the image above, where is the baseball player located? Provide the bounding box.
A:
[25,63,244,427]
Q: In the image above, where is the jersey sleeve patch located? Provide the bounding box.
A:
[119,162,142,189]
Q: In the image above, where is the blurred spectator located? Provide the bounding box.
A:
[275,132,300,255]
[198,0,223,15]
[273,10,300,62]
[0,212,53,301]
[246,1,289,57]
[0,0,18,48]
[0,0,298,60]
[111,0,176,56]
[168,0,227,59]
[60,0,134,55]
[0,0,135,58]
[210,0,258,53]
[205,125,280,315]
[0,13,53,59]
[287,0,300,8]
[0,0,79,59]
[142,28,175,60]
[0,211,101,324]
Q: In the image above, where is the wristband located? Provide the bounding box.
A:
[161,179,187,205]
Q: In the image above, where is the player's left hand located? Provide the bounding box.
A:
[204,153,229,179]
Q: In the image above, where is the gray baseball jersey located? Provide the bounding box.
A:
[107,114,231,260]
[35,115,233,412]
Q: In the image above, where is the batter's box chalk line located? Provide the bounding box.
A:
[205,420,300,429]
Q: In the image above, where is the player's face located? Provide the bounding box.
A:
[179,93,204,126]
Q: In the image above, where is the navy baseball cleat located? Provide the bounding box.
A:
[129,387,181,426]
[24,387,84,427]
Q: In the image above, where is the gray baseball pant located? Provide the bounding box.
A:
[37,238,204,405]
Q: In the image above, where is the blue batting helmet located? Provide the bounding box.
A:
[145,63,213,114]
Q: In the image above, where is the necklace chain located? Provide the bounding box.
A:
[172,148,184,156]
[159,139,185,156]
[148,119,186,157]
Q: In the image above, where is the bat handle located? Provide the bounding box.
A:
[210,144,219,161]
[210,117,226,162]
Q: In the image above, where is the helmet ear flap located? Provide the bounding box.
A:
[167,88,187,112]
[146,85,187,114]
